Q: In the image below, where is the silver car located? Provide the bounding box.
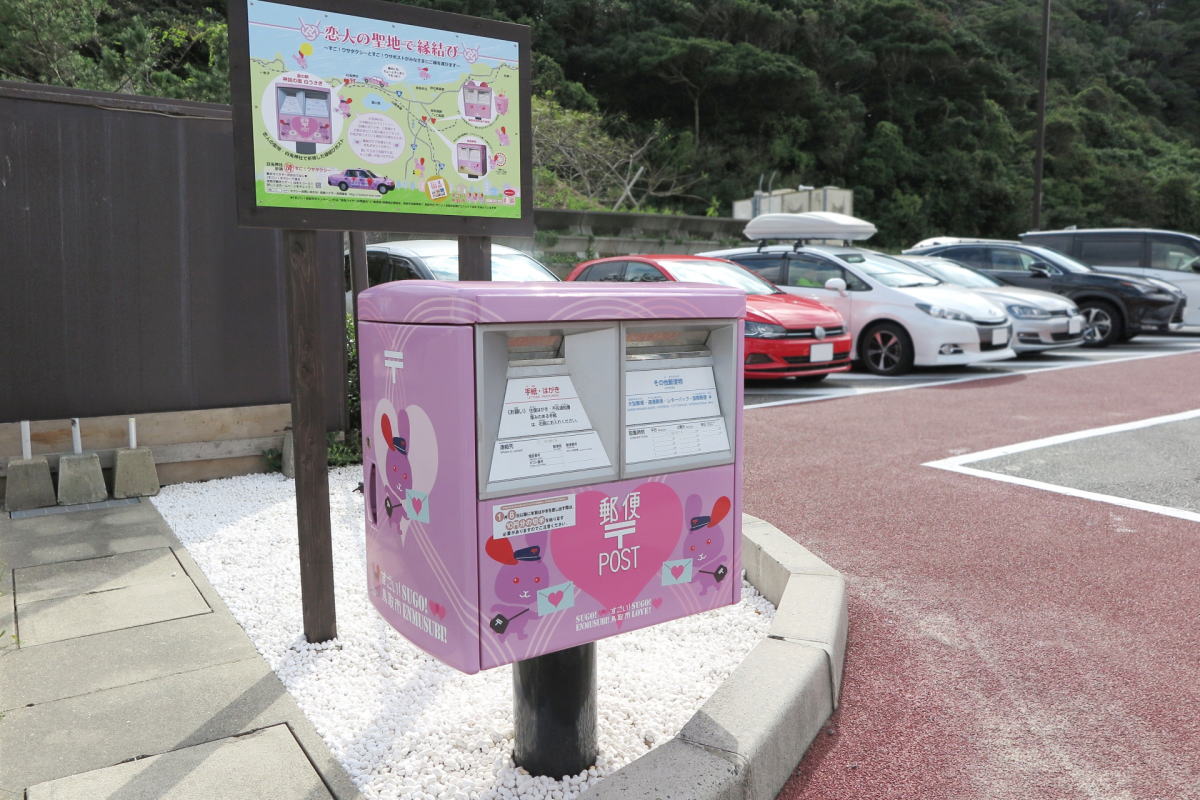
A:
[898,255,1085,352]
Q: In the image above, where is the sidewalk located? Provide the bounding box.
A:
[0,498,361,800]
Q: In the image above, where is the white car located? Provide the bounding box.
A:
[897,255,1086,352]
[346,240,559,312]
[700,213,1016,375]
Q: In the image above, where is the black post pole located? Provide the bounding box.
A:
[284,228,336,643]
[1032,0,1052,230]
[458,235,492,281]
[513,643,598,777]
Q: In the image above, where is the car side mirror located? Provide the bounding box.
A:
[1029,263,1051,277]
[824,277,848,295]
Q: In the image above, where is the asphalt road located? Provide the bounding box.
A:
[743,338,1200,800]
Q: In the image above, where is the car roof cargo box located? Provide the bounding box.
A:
[744,212,877,242]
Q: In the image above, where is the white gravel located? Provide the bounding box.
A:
[153,468,774,800]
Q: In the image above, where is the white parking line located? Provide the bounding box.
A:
[923,408,1200,524]
[745,346,1200,410]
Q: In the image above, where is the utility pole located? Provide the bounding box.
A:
[1032,0,1052,229]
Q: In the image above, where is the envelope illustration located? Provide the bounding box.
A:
[661,559,693,586]
[403,490,430,523]
[537,581,575,616]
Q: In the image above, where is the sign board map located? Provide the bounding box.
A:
[229,0,531,232]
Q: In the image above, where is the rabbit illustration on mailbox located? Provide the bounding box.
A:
[380,411,413,524]
[485,534,549,640]
[678,494,731,595]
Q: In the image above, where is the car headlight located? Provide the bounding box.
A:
[744,321,787,338]
[1006,303,1051,319]
[915,303,972,322]
[1144,277,1185,297]
[1119,280,1165,295]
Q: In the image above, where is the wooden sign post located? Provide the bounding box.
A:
[284,229,336,641]
[227,0,531,644]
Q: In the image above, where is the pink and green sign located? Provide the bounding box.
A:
[228,0,531,233]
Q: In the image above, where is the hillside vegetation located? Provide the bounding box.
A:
[3,0,1197,245]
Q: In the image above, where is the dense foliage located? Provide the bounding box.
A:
[3,0,1198,245]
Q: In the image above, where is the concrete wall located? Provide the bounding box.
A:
[732,187,855,220]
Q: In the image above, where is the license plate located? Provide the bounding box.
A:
[991,327,1007,345]
[810,342,834,362]
[1068,317,1082,334]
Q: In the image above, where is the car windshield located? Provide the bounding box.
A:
[904,258,1001,288]
[659,259,781,295]
[837,251,940,287]
[1026,245,1093,273]
[363,170,380,178]
[424,252,558,281]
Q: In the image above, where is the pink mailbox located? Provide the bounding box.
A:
[358,281,746,673]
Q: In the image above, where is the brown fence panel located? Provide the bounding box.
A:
[0,81,345,427]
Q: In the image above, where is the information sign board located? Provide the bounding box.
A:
[228,0,532,233]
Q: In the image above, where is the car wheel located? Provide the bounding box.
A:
[377,184,390,195]
[338,181,349,192]
[860,322,914,376]
[1079,300,1121,347]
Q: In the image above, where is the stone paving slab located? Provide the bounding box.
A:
[15,572,210,646]
[1,567,14,650]
[0,612,258,711]
[0,658,297,790]
[15,547,184,604]
[25,724,333,800]
[0,502,173,570]
[0,499,361,800]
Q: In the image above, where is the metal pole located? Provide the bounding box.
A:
[1032,0,1052,230]
[284,229,337,643]
[349,231,368,332]
[513,643,598,777]
[348,231,369,433]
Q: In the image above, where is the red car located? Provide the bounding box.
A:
[566,255,852,380]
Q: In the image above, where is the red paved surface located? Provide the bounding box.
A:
[745,353,1200,800]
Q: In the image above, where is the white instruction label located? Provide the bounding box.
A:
[492,494,577,539]
[498,376,593,439]
[625,417,730,464]
[626,367,721,425]
[490,430,611,482]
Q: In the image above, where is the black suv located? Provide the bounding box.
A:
[904,240,1184,347]
[1020,228,1199,328]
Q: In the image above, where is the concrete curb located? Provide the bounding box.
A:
[579,514,846,800]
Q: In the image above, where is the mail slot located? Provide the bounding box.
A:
[357,281,745,673]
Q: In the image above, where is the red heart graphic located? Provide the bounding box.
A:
[430,117,437,124]
[421,115,427,122]
[651,597,663,608]
[548,590,564,607]
[430,602,446,619]
[412,497,423,514]
[670,565,684,579]
[709,496,731,527]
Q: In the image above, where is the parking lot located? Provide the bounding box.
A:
[743,335,1200,800]
[744,333,1200,408]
